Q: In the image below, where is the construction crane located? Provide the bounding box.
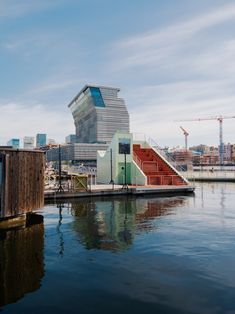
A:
[180,126,189,150]
[177,115,235,165]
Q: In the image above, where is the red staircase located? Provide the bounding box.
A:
[133,144,187,186]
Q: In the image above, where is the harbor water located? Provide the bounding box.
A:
[1,182,235,313]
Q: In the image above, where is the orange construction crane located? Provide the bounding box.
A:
[177,115,235,165]
[180,126,189,150]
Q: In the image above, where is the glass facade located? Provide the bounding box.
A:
[71,91,97,143]
[89,87,105,107]
[7,138,20,149]
[36,134,47,148]
[65,134,77,144]
[69,85,129,144]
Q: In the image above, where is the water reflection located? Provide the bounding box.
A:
[2,184,235,314]
[197,182,233,210]
[195,182,234,228]
[56,203,65,257]
[0,215,44,307]
[69,196,186,251]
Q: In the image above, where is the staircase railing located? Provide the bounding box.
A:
[133,152,142,169]
[133,133,187,173]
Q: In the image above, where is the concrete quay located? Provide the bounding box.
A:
[182,170,235,182]
[44,184,195,200]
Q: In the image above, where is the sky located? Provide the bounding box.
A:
[0,0,235,148]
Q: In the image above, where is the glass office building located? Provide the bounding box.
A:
[65,134,77,144]
[68,85,129,144]
[47,85,130,165]
[7,138,20,149]
[36,134,47,148]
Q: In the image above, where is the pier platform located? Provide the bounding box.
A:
[44,184,195,200]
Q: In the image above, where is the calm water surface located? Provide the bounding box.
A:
[1,182,235,314]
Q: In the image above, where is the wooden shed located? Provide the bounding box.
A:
[0,148,45,220]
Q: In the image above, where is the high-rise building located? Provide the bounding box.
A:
[23,136,34,149]
[65,134,77,144]
[68,85,129,144]
[7,138,20,149]
[47,85,130,165]
[36,134,47,148]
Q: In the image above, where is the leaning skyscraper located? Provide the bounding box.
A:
[68,85,129,144]
[47,85,130,165]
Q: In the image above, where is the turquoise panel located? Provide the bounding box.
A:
[89,87,105,107]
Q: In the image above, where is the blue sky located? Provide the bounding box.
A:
[1,0,235,148]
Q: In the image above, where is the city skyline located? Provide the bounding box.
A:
[0,0,235,147]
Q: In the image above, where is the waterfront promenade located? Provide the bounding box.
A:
[183,170,235,182]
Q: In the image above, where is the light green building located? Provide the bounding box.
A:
[97,131,147,185]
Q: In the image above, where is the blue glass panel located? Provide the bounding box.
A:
[89,87,105,107]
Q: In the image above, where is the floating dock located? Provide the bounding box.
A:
[44,184,195,200]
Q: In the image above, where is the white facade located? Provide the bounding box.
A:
[223,143,232,161]
[23,136,34,149]
[47,138,56,145]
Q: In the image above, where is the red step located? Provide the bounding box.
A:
[133,144,186,186]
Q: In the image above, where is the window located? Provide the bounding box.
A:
[89,87,105,107]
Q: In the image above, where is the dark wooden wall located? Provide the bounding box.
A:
[0,149,45,219]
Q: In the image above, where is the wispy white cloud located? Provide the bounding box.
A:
[122,3,235,47]
[0,24,86,103]
[1,1,235,147]
[127,80,235,147]
[28,79,82,95]
[0,0,65,18]
[0,102,74,145]
[191,39,235,78]
[2,27,76,55]
[111,3,235,70]
[107,3,235,146]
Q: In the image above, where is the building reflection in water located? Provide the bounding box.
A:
[57,203,65,257]
[69,196,186,252]
[0,215,44,307]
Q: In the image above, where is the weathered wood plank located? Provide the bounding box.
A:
[0,149,45,219]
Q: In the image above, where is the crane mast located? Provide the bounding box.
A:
[218,118,223,166]
[176,115,235,166]
[180,126,189,150]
